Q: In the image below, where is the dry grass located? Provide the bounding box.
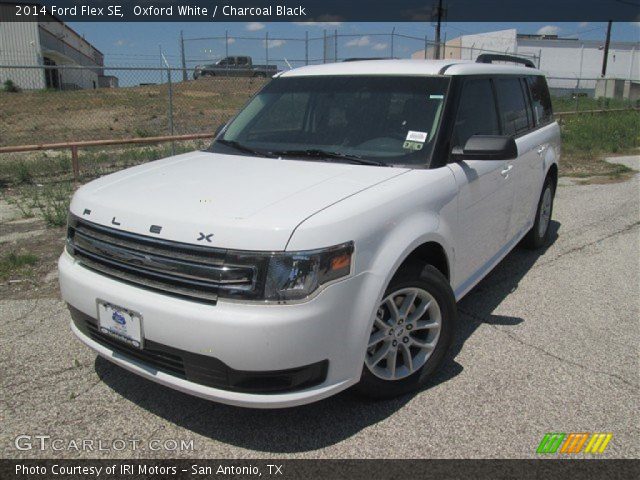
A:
[0,77,265,146]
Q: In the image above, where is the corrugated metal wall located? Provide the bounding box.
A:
[0,4,45,89]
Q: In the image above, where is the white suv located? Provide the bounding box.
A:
[59,58,560,408]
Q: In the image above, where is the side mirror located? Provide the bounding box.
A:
[451,135,518,161]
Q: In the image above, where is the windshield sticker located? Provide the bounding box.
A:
[430,94,444,100]
[403,141,424,151]
[406,130,428,143]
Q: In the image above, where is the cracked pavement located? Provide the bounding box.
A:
[1,173,638,459]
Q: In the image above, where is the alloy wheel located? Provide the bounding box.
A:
[365,287,441,380]
[538,186,552,238]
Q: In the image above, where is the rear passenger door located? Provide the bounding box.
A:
[494,77,544,241]
[447,78,515,292]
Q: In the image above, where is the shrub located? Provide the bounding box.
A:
[3,79,20,93]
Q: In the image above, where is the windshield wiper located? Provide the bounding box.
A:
[271,149,387,166]
[216,139,275,158]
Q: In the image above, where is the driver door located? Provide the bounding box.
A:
[446,78,515,295]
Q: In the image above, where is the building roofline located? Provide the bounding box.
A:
[1,1,104,55]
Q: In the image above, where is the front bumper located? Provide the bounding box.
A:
[59,251,379,408]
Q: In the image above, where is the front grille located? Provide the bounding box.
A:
[70,307,328,394]
[67,217,259,303]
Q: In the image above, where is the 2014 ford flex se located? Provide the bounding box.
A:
[59,58,560,408]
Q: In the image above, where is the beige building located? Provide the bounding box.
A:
[0,2,109,90]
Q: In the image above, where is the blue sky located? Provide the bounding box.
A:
[69,21,640,68]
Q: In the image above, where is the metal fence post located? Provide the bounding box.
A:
[225,30,229,59]
[265,32,269,74]
[391,27,395,58]
[538,49,542,69]
[323,30,327,63]
[71,145,79,182]
[424,36,428,59]
[180,30,187,82]
[167,66,175,156]
[334,29,338,62]
[305,31,309,65]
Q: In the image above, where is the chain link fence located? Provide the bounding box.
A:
[0,65,266,147]
[1,64,638,149]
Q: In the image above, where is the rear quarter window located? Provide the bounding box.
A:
[527,76,554,126]
[494,77,531,136]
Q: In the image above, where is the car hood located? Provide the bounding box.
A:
[70,151,409,250]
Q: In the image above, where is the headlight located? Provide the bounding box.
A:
[263,242,354,301]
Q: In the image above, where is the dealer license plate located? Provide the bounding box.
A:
[97,301,144,349]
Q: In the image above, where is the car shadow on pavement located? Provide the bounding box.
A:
[94,220,559,454]
[453,220,561,358]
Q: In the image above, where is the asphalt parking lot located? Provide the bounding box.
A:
[1,167,638,459]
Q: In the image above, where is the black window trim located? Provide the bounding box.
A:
[494,76,533,138]
[519,77,535,130]
[438,75,502,166]
[436,73,557,167]
[525,75,555,129]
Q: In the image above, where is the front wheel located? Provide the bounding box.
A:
[522,176,555,249]
[354,265,456,399]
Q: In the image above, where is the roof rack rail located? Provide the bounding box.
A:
[476,54,536,69]
[342,57,392,62]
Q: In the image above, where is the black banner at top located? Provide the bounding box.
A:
[1,0,640,22]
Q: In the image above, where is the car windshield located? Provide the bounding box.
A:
[211,75,450,167]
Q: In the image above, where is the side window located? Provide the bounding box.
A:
[237,57,249,66]
[495,77,531,136]
[527,76,553,126]
[451,78,500,149]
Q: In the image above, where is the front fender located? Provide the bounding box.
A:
[286,168,458,368]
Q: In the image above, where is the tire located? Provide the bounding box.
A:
[522,175,555,249]
[354,264,456,399]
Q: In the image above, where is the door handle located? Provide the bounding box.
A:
[537,145,547,155]
[501,165,513,177]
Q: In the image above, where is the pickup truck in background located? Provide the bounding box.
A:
[193,56,278,78]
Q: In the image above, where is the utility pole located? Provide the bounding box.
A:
[180,30,187,82]
[601,20,612,77]
[434,0,443,59]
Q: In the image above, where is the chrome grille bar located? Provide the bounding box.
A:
[67,217,260,303]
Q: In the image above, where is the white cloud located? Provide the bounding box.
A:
[372,43,388,51]
[579,22,589,28]
[114,39,127,47]
[631,22,640,28]
[346,36,371,47]
[265,39,286,48]
[536,25,560,36]
[246,22,265,31]
[223,37,235,45]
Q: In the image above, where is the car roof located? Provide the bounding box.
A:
[278,59,543,78]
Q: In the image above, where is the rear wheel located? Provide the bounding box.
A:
[522,176,555,249]
[355,265,456,399]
